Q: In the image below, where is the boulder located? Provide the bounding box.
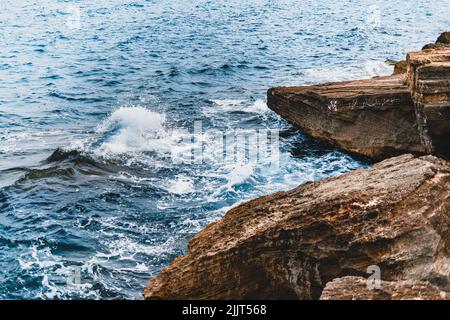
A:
[320,276,448,300]
[144,154,450,299]
[267,75,425,159]
[437,31,450,44]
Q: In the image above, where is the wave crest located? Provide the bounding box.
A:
[95,106,168,155]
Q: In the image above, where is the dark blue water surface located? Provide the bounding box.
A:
[0,0,448,299]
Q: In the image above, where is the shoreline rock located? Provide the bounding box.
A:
[267,32,450,160]
[267,74,424,160]
[437,32,450,44]
[144,154,450,300]
[320,276,448,300]
[393,60,407,75]
[406,46,450,159]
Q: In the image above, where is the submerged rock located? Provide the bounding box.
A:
[320,276,448,300]
[144,154,450,299]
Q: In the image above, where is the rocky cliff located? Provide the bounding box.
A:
[267,74,423,159]
[407,46,450,159]
[144,154,450,300]
[267,32,450,160]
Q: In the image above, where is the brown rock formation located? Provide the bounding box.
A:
[320,276,448,300]
[406,47,450,91]
[407,46,450,159]
[267,75,425,159]
[393,60,407,75]
[144,154,450,300]
[437,31,450,44]
[267,32,450,160]
[421,31,450,50]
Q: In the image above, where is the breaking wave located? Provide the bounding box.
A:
[95,106,169,155]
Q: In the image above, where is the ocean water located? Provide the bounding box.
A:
[0,0,448,299]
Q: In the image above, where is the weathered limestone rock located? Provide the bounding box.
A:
[268,32,450,160]
[267,75,425,159]
[406,47,450,91]
[422,42,450,51]
[407,47,450,159]
[437,31,450,44]
[393,60,407,75]
[144,154,450,300]
[421,31,450,50]
[320,276,448,300]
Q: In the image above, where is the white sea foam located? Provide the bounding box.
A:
[225,163,254,189]
[211,99,244,107]
[102,236,176,260]
[95,106,172,155]
[166,176,195,195]
[18,245,97,299]
[243,99,269,114]
[304,61,393,83]
[204,99,269,116]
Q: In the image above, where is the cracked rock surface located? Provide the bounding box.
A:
[144,154,450,299]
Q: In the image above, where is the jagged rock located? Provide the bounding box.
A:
[320,276,448,300]
[422,42,450,50]
[407,46,450,159]
[437,31,450,44]
[267,33,450,160]
[144,154,450,300]
[406,47,450,91]
[267,74,425,159]
[422,31,450,50]
[393,60,407,74]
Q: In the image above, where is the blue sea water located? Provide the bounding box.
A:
[0,0,448,299]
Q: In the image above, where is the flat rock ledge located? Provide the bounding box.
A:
[144,154,450,300]
[267,32,450,160]
[320,276,448,300]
